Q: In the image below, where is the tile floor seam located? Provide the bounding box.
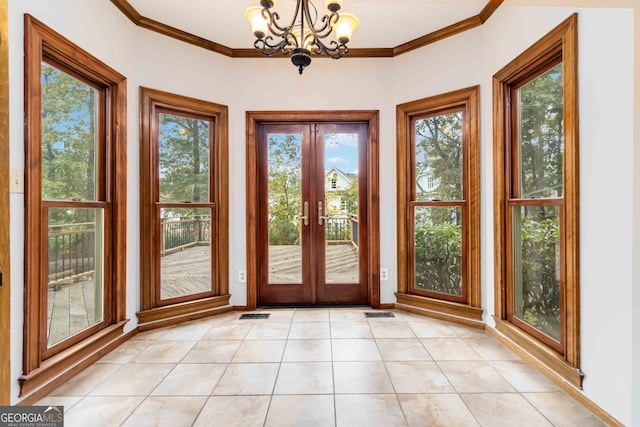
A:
[37,309,607,426]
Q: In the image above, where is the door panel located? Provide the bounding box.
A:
[258,123,368,305]
[314,124,368,304]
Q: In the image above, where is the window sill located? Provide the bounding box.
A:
[19,320,129,398]
[137,294,231,330]
[395,292,483,327]
[491,318,583,388]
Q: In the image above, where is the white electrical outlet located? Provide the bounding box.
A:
[238,269,247,283]
[380,268,389,281]
[10,169,24,194]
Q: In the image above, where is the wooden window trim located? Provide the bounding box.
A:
[22,14,127,396]
[0,0,9,405]
[493,14,582,387]
[396,86,482,323]
[139,87,229,326]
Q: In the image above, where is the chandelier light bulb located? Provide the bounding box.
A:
[333,13,359,44]
[245,6,269,39]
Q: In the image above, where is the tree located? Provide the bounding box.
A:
[413,111,464,295]
[514,63,564,339]
[158,113,210,217]
[268,134,302,245]
[42,62,98,225]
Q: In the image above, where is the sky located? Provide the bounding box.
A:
[324,133,358,174]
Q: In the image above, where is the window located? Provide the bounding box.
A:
[493,14,581,387]
[139,88,229,325]
[23,15,127,395]
[396,86,481,322]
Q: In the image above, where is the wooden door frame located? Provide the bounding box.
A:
[0,0,10,405]
[246,111,380,310]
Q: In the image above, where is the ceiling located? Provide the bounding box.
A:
[125,0,491,50]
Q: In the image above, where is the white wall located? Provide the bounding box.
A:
[392,5,636,423]
[6,0,637,423]
[632,4,640,425]
[7,0,139,404]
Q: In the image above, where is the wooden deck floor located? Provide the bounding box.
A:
[47,244,359,346]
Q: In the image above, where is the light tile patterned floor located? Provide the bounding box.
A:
[38,308,607,427]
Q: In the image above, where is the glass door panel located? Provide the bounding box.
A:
[258,122,367,305]
[267,133,304,284]
[322,132,359,284]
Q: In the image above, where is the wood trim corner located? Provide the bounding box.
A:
[0,0,10,406]
[109,0,502,59]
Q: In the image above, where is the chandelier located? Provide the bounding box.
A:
[245,0,359,74]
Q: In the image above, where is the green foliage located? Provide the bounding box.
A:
[412,112,464,294]
[268,134,302,245]
[415,112,463,201]
[517,210,561,339]
[42,63,98,225]
[518,64,564,198]
[413,215,462,296]
[159,113,210,204]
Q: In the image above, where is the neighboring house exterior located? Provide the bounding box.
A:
[324,167,356,213]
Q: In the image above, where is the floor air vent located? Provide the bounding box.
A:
[239,313,271,319]
[364,312,395,318]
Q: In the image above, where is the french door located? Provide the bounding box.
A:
[257,122,368,305]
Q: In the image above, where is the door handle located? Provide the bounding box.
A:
[295,201,309,226]
[318,201,330,226]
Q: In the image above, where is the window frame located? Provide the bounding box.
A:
[139,87,229,325]
[493,14,581,387]
[22,14,127,396]
[396,86,481,323]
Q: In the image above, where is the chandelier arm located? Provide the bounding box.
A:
[262,10,291,39]
[254,37,293,56]
[310,12,339,39]
[312,40,348,58]
[266,1,301,35]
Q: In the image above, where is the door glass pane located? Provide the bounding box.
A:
[414,111,463,201]
[160,208,212,300]
[159,113,210,203]
[324,133,359,283]
[47,208,103,347]
[512,205,561,341]
[268,134,302,283]
[41,62,98,201]
[413,206,462,296]
[518,63,564,198]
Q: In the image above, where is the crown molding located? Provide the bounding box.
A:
[110,0,503,59]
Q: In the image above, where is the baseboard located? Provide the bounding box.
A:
[378,303,396,310]
[137,305,233,331]
[395,302,485,329]
[232,305,250,311]
[17,327,137,406]
[485,326,623,427]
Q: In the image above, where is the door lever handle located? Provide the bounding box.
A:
[318,201,330,225]
[295,201,309,226]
